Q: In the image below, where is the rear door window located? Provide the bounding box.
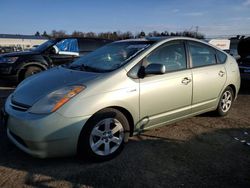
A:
[188,42,216,68]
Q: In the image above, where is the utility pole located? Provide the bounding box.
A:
[195,26,199,38]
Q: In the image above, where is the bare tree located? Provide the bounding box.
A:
[135,31,146,38]
[35,31,40,36]
[42,31,49,38]
[47,29,204,40]
[72,31,84,37]
[84,32,97,38]
[51,30,67,38]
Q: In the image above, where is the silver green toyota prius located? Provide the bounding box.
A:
[2,37,240,161]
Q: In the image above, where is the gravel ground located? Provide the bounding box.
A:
[0,79,250,188]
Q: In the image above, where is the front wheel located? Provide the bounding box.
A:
[78,108,129,161]
[24,66,42,79]
[215,86,234,116]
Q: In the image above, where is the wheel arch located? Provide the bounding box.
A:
[18,62,48,81]
[108,106,135,137]
[83,106,135,138]
[77,106,133,161]
[227,84,237,100]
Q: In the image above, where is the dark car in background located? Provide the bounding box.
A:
[237,37,250,80]
[211,36,250,80]
[0,46,22,54]
[0,37,112,82]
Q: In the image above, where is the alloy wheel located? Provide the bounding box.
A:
[89,118,124,156]
[220,91,232,113]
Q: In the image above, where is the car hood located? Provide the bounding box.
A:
[238,37,250,58]
[12,67,100,106]
[0,50,39,57]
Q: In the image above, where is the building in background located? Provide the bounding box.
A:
[0,34,48,53]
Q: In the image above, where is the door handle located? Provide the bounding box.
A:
[181,77,192,85]
[218,70,225,77]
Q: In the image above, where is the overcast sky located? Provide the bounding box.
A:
[1,0,250,37]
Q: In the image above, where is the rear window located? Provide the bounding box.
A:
[216,50,227,64]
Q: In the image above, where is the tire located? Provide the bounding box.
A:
[23,66,42,80]
[78,108,129,161]
[215,86,234,116]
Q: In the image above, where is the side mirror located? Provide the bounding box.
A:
[144,63,166,75]
[51,45,59,54]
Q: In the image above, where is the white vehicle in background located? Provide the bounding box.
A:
[209,39,230,51]
[209,39,241,60]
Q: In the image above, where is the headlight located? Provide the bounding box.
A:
[28,85,85,114]
[0,56,18,63]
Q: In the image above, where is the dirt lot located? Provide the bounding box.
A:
[0,79,250,188]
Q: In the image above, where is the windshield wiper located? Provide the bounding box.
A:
[81,64,102,72]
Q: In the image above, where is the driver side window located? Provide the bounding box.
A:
[144,41,187,72]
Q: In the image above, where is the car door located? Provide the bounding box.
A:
[187,41,227,112]
[139,40,192,130]
[49,38,80,65]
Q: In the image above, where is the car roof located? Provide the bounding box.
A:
[52,37,113,42]
[113,36,228,55]
[116,36,203,43]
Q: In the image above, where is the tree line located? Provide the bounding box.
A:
[35,30,205,40]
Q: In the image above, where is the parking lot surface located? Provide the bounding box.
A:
[0,79,250,188]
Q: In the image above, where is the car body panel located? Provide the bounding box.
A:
[5,95,90,158]
[224,55,241,95]
[139,69,192,129]
[13,67,100,106]
[3,37,241,158]
[191,64,227,112]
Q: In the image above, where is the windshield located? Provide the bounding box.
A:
[32,39,56,52]
[69,41,153,72]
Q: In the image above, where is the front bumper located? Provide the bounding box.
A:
[4,96,90,158]
[0,63,18,81]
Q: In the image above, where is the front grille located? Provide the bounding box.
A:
[10,99,31,112]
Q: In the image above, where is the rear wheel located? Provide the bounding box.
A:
[78,108,129,161]
[215,86,234,116]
